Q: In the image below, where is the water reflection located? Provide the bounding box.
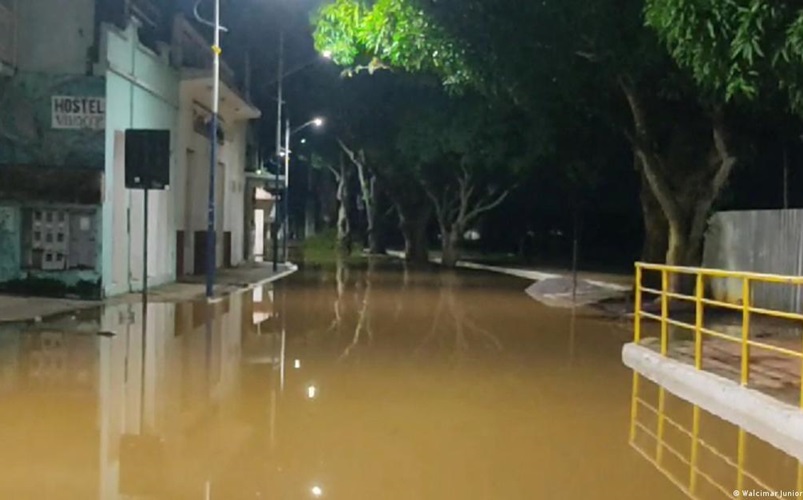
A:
[0,262,717,498]
[0,295,250,498]
[415,271,503,363]
[629,372,803,499]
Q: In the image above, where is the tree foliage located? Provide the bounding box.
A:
[645,0,803,112]
[313,0,475,85]
[314,0,752,273]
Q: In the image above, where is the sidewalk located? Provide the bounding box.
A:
[385,250,631,308]
[0,262,297,324]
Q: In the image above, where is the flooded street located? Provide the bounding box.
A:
[0,260,795,499]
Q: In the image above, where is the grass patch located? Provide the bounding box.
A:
[300,229,367,266]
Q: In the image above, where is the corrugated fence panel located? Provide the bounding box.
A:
[703,209,803,313]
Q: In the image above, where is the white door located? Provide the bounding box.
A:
[254,209,264,258]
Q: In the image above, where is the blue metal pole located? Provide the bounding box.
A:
[206,0,221,299]
[206,115,218,298]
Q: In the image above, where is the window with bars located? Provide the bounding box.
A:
[25,208,97,271]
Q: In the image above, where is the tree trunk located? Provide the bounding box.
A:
[620,79,736,293]
[335,157,352,255]
[367,177,386,254]
[399,203,431,264]
[639,165,668,264]
[304,162,317,239]
[639,165,669,292]
[441,227,461,268]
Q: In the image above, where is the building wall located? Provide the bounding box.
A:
[0,73,105,167]
[16,0,96,75]
[2,8,254,296]
[0,70,104,293]
[100,22,179,297]
[224,121,247,267]
[0,205,21,283]
[175,87,249,275]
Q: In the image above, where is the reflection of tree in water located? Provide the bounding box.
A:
[324,256,350,340]
[393,262,410,321]
[315,262,502,363]
[338,257,375,362]
[415,272,502,363]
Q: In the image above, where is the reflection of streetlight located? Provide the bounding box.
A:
[311,485,323,497]
[294,359,301,369]
[307,384,318,399]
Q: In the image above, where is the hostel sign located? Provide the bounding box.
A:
[52,96,106,130]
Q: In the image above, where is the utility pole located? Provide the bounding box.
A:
[193,0,225,299]
[284,118,291,262]
[272,30,285,272]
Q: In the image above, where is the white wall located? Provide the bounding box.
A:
[17,0,95,74]
[223,121,247,266]
[175,86,250,274]
[100,22,179,296]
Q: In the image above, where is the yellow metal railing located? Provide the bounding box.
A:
[634,262,803,408]
[629,373,803,499]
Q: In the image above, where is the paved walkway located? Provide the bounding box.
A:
[0,262,297,324]
[385,250,631,292]
[640,336,801,406]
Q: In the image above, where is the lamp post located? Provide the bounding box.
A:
[271,30,285,272]
[194,0,227,299]
[270,44,331,270]
[283,117,291,262]
[281,118,325,263]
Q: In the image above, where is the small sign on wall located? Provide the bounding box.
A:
[52,96,106,130]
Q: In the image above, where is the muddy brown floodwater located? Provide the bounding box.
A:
[0,259,795,499]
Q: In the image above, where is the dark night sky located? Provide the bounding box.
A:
[176,0,803,267]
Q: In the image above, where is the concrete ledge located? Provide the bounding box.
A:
[623,343,803,461]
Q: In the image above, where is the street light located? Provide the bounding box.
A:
[282,117,325,261]
[193,0,228,300]
[293,117,325,136]
[270,39,331,271]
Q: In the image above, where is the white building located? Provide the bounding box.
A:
[0,0,266,298]
[172,15,261,277]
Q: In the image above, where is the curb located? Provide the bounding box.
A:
[386,250,628,291]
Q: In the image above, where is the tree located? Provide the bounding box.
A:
[311,151,354,254]
[313,0,742,289]
[337,139,386,254]
[324,72,436,262]
[645,0,803,114]
[396,91,524,267]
